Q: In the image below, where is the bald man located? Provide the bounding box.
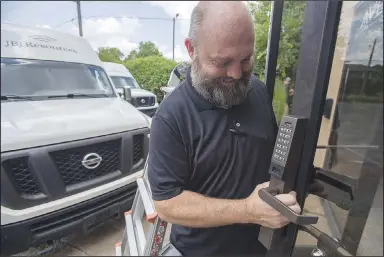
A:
[148,2,300,256]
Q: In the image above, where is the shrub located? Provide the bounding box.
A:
[125,56,177,102]
[272,79,287,123]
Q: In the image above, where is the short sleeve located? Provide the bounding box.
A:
[147,114,190,201]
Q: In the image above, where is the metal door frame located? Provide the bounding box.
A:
[286,1,342,254]
[264,0,343,255]
[264,0,284,101]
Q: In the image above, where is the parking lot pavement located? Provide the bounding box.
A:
[46,218,171,256]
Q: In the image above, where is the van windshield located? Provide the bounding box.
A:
[1,58,116,100]
[110,76,141,89]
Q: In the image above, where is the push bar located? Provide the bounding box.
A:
[259,186,319,225]
[316,145,379,149]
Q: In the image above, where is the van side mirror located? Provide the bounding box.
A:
[123,86,132,102]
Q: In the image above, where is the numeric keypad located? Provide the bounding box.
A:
[273,125,293,164]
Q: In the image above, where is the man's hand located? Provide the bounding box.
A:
[245,182,301,229]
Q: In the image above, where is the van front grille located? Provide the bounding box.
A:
[3,157,42,195]
[50,139,121,186]
[133,97,155,107]
[1,128,149,210]
[133,135,144,164]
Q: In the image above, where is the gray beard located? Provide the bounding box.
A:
[190,64,252,109]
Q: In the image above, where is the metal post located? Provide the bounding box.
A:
[172,14,179,61]
[264,0,284,101]
[76,1,83,37]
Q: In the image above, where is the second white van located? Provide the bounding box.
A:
[103,62,159,117]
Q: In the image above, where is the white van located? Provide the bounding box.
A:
[103,62,159,117]
[161,62,189,99]
[1,23,151,255]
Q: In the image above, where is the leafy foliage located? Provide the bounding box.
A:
[98,47,124,64]
[248,1,306,80]
[272,79,287,123]
[259,74,287,123]
[125,56,177,102]
[125,41,163,61]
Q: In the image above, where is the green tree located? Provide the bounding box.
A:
[248,1,270,77]
[125,41,163,61]
[98,47,124,64]
[277,1,306,79]
[125,56,177,101]
[248,1,306,79]
[126,49,138,60]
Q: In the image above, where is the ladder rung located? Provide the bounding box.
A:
[124,211,139,256]
[137,178,156,221]
[115,242,122,256]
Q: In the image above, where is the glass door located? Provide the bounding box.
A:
[288,1,383,256]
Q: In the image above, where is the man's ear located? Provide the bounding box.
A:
[184,38,196,60]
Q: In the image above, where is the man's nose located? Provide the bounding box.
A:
[226,64,242,80]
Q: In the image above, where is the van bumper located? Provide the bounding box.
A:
[0,183,137,256]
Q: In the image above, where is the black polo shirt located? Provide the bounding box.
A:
[148,69,278,256]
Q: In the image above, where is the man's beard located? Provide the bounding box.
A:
[190,58,253,109]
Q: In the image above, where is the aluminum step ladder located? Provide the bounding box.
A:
[115,158,182,256]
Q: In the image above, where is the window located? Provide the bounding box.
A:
[110,76,141,89]
[1,58,115,99]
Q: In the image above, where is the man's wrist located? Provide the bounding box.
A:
[236,198,253,224]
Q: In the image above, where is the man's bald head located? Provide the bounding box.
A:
[185,1,255,109]
[188,1,254,48]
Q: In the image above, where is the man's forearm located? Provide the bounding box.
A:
[154,190,250,228]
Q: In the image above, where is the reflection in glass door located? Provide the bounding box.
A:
[307,1,383,256]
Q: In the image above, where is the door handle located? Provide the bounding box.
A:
[259,186,319,225]
[314,167,356,201]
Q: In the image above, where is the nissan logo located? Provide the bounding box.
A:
[141,99,146,104]
[81,153,102,169]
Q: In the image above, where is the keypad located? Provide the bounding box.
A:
[274,125,293,163]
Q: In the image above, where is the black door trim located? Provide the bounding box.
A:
[264,0,284,101]
[282,1,343,255]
